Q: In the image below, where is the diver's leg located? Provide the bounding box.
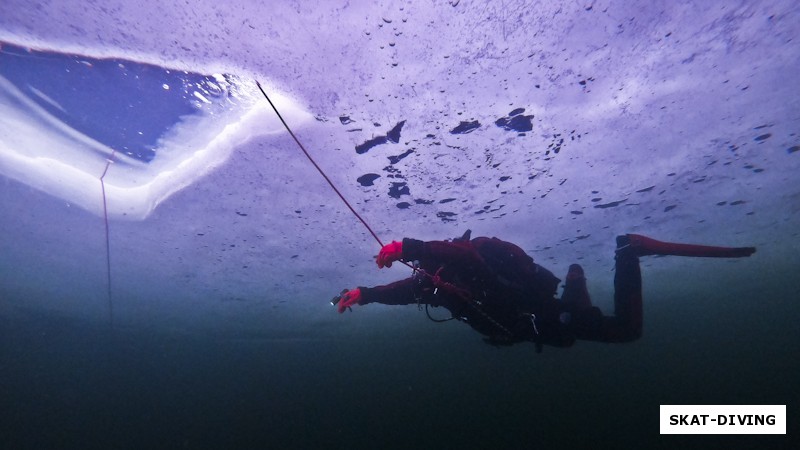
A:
[562,264,605,341]
[611,235,643,341]
[570,238,642,343]
[605,233,755,340]
[624,234,755,258]
[576,234,754,344]
[561,264,592,311]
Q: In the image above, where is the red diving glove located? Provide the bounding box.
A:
[337,288,362,313]
[376,240,403,268]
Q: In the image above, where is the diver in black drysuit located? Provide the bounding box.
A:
[334,231,755,348]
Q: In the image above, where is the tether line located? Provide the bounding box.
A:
[99,150,116,328]
[257,81,512,336]
[255,81,385,249]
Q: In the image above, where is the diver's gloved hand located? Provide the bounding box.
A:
[376,240,403,268]
[337,288,362,313]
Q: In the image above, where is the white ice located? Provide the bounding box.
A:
[0,0,797,337]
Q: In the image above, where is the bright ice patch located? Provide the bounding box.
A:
[0,42,311,219]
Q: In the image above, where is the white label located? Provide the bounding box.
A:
[660,405,786,434]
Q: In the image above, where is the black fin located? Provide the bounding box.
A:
[454,229,472,242]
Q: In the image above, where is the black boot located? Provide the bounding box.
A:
[561,264,592,311]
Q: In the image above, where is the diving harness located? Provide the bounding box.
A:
[410,260,542,348]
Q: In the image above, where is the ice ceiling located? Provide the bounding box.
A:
[0,1,798,334]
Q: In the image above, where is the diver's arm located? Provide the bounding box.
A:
[375,238,483,269]
[400,238,483,266]
[359,278,417,306]
[336,278,416,313]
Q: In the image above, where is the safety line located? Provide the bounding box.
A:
[255,81,385,249]
[100,151,115,328]
[256,82,513,337]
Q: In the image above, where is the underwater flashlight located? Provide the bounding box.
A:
[330,289,349,307]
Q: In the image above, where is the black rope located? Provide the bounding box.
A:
[255,81,385,249]
[425,303,455,323]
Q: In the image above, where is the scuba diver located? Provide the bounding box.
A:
[333,231,755,348]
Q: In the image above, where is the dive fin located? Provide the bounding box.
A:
[619,234,756,258]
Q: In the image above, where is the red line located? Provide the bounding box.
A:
[255,81,386,249]
[254,83,513,335]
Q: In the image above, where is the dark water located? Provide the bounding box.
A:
[2,265,797,450]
